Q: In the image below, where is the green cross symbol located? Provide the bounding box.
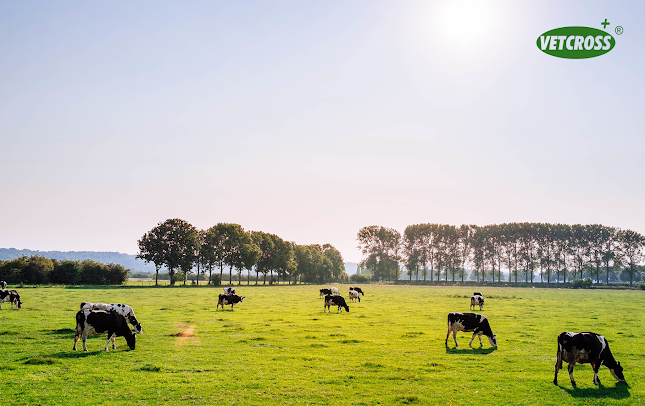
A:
[601,19,610,29]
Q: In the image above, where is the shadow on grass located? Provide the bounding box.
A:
[445,346,496,355]
[560,382,630,399]
[44,328,75,336]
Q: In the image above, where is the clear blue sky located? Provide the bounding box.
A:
[1,1,643,263]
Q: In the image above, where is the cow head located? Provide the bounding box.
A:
[240,296,245,302]
[610,361,626,382]
[134,323,143,334]
[125,332,136,350]
[488,334,498,348]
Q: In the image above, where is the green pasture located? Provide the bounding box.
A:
[0,285,643,405]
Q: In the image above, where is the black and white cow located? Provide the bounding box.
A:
[349,287,364,296]
[73,310,136,352]
[80,302,142,334]
[223,287,236,295]
[324,295,349,313]
[0,281,6,289]
[319,288,332,297]
[470,295,484,311]
[349,290,361,303]
[217,294,244,310]
[330,287,340,295]
[445,312,497,348]
[554,331,626,386]
[0,289,22,309]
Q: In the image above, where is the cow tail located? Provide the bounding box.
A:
[76,311,85,332]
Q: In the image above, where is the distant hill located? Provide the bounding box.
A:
[0,248,358,276]
[0,248,157,272]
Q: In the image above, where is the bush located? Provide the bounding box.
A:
[572,278,593,289]
[639,283,645,290]
[210,274,221,285]
[350,274,369,283]
[49,260,82,284]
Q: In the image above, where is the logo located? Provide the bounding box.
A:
[537,26,615,59]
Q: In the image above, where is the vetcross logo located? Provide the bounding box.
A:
[537,26,615,59]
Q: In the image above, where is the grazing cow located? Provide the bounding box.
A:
[349,290,361,303]
[73,310,136,352]
[330,287,340,295]
[319,288,332,297]
[223,287,236,295]
[470,295,484,311]
[0,289,22,309]
[324,295,349,313]
[0,281,6,289]
[80,302,142,334]
[554,331,625,386]
[349,287,364,296]
[217,294,244,310]
[445,312,497,348]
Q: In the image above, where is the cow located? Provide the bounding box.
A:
[473,292,482,296]
[349,287,364,296]
[73,310,136,352]
[217,294,244,310]
[445,312,497,348]
[330,287,340,295]
[553,331,626,387]
[324,295,349,313]
[319,288,332,297]
[80,302,142,334]
[0,289,22,309]
[349,290,361,303]
[223,287,236,295]
[0,281,6,289]
[470,295,484,311]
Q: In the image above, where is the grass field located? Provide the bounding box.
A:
[1,285,643,405]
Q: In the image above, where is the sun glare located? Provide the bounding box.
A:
[435,0,498,48]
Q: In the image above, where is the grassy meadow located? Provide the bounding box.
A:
[0,284,643,405]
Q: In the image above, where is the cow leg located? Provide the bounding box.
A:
[478,333,483,347]
[445,328,450,346]
[73,332,80,351]
[111,334,116,349]
[105,332,116,351]
[468,332,477,347]
[82,334,89,352]
[553,353,562,385]
[453,330,459,347]
[358,297,360,303]
[568,362,576,386]
[591,361,601,385]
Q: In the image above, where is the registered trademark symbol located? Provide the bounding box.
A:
[615,26,623,35]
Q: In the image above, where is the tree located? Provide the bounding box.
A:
[137,218,198,286]
[357,226,401,282]
[202,223,229,285]
[617,229,645,286]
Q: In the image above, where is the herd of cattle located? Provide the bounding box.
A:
[0,280,627,387]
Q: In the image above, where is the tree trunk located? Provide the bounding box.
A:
[208,264,212,285]
[229,265,233,285]
[155,265,159,286]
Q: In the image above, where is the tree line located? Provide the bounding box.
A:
[358,223,645,286]
[0,256,130,285]
[137,219,346,285]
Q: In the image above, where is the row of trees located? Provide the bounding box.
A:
[0,256,130,285]
[358,223,645,286]
[137,219,346,285]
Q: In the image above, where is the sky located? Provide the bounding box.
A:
[1,1,643,263]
